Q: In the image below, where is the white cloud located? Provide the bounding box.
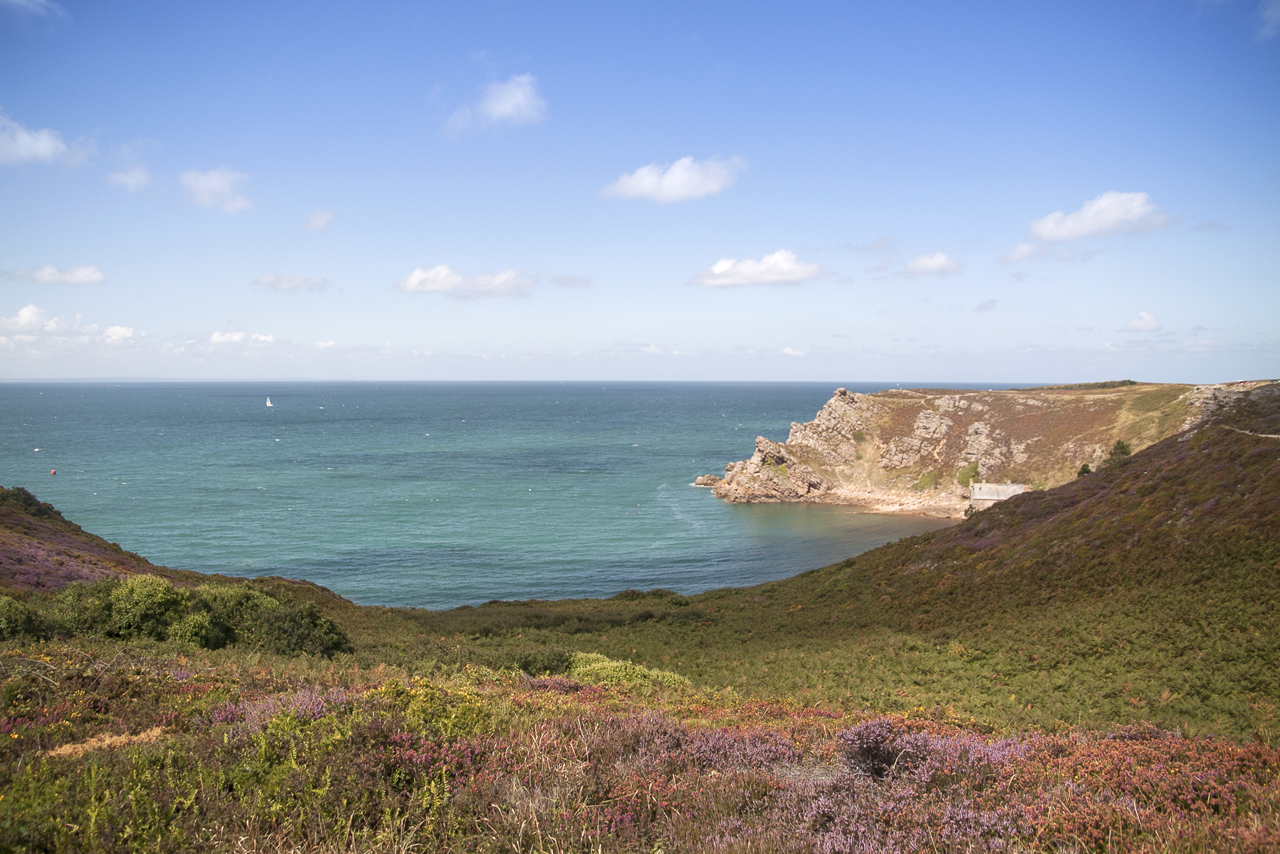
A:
[305,209,333,231]
[210,331,246,344]
[447,74,547,130]
[102,326,133,344]
[1124,311,1161,332]
[691,250,823,287]
[108,165,151,192]
[315,340,336,349]
[1000,242,1043,264]
[782,347,806,357]
[396,264,534,298]
[180,168,251,213]
[0,110,69,164]
[250,333,274,344]
[10,264,104,285]
[1030,191,1166,242]
[903,252,961,277]
[602,155,746,203]
[2,304,53,332]
[1261,0,1280,39]
[0,0,65,15]
[255,274,329,293]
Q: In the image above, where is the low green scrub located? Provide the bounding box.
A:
[7,575,350,658]
[911,471,938,491]
[568,651,690,690]
[956,462,979,487]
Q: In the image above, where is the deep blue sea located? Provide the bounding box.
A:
[0,382,959,609]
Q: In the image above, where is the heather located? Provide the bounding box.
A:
[0,643,1276,853]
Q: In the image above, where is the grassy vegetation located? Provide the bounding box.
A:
[1,384,1278,851]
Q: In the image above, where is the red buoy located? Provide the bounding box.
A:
[50,469,56,475]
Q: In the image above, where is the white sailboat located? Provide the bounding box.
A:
[266,396,273,407]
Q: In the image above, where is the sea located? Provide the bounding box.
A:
[0,382,967,610]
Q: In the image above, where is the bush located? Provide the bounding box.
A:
[567,652,689,689]
[1077,463,1092,477]
[45,578,118,636]
[1105,439,1132,467]
[251,600,351,657]
[0,594,39,640]
[957,462,980,487]
[167,611,223,647]
[111,575,188,640]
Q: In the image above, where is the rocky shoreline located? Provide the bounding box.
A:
[700,380,1275,519]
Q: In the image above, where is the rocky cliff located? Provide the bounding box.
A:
[705,380,1276,518]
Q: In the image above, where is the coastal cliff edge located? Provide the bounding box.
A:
[702,380,1276,518]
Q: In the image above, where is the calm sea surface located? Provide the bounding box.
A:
[1,382,960,609]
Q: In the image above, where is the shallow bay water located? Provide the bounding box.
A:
[1,382,957,609]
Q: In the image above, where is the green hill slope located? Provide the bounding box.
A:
[381,382,1279,737]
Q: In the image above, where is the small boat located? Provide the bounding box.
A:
[266,396,273,407]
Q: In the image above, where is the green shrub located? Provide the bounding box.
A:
[167,611,223,648]
[1105,439,1132,467]
[912,471,938,491]
[567,652,689,689]
[194,583,279,629]
[251,600,351,657]
[111,575,188,640]
[956,462,980,487]
[46,578,118,636]
[1077,463,1092,477]
[0,594,39,640]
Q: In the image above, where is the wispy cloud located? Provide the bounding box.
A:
[255,274,329,293]
[1123,311,1161,332]
[180,167,251,213]
[1260,0,1280,39]
[902,252,961,277]
[447,74,547,131]
[108,165,151,192]
[691,250,822,287]
[0,110,70,164]
[975,299,998,312]
[396,264,534,298]
[0,0,65,17]
[210,331,246,344]
[602,156,746,203]
[0,304,139,349]
[1000,242,1043,264]
[305,209,333,231]
[1030,191,1167,242]
[9,264,104,285]
[1003,191,1170,263]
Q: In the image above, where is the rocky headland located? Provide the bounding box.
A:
[705,379,1276,518]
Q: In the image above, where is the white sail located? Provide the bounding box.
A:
[266,396,273,407]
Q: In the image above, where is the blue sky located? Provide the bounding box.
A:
[1,0,1276,382]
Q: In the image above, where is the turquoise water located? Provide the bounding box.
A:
[0,382,956,609]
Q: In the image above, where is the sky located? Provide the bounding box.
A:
[1,0,1277,383]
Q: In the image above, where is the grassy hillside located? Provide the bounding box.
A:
[1,382,1278,852]
[335,383,1279,739]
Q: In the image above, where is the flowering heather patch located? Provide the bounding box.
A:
[204,686,353,732]
[1,644,1279,853]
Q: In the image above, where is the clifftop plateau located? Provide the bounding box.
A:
[706,379,1277,517]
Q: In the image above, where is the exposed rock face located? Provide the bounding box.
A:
[711,381,1276,518]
